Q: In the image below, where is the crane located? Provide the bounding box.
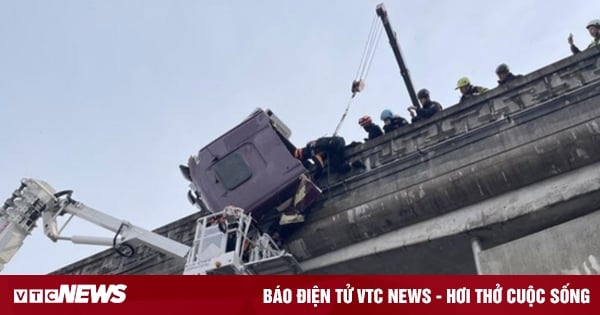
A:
[0,178,300,275]
[376,3,420,110]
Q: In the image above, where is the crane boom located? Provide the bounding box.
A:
[376,3,420,109]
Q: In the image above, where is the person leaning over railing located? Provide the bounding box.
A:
[408,89,443,123]
[358,115,384,141]
[568,19,600,54]
[380,109,409,133]
[495,64,522,86]
[456,77,489,103]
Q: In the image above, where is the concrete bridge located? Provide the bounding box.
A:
[53,47,600,275]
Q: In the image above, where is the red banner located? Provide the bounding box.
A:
[0,276,597,315]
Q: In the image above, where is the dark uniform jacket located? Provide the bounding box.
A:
[308,136,349,174]
[362,123,384,140]
[497,72,522,85]
[412,101,443,123]
[460,85,488,102]
[383,116,409,133]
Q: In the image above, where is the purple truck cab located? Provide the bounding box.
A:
[184,109,321,225]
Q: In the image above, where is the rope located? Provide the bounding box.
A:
[332,95,355,137]
[363,25,383,81]
[355,15,379,80]
[332,14,382,137]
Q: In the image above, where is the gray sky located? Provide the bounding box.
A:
[1,0,598,274]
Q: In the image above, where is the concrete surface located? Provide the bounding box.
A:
[478,211,600,274]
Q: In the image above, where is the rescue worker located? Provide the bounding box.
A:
[208,213,238,252]
[358,115,383,140]
[408,89,443,123]
[568,19,600,54]
[294,136,351,178]
[456,77,488,102]
[380,109,409,133]
[495,64,521,86]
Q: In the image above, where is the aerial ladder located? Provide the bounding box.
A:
[0,178,301,275]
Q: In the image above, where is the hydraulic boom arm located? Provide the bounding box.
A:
[1,178,300,275]
[0,178,189,272]
[376,3,420,109]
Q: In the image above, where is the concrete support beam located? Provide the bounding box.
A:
[478,210,600,274]
[300,162,600,272]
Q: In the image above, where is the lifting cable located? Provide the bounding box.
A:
[332,14,383,137]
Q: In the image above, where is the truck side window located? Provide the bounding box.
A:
[213,153,252,190]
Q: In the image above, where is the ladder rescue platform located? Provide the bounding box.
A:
[183,206,301,275]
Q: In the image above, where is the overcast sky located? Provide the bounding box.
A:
[1,1,599,274]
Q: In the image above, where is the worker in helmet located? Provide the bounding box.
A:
[380,109,409,133]
[294,136,356,179]
[358,115,383,140]
[568,19,600,54]
[456,77,488,102]
[408,89,443,123]
[495,64,522,86]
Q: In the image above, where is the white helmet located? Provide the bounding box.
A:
[587,19,600,29]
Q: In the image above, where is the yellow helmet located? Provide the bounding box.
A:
[455,77,471,89]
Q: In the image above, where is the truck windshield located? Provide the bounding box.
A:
[213,152,252,190]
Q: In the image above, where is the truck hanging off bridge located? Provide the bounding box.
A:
[0,109,315,275]
[3,4,600,275]
[0,3,410,275]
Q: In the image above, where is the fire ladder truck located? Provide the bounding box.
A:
[0,4,410,276]
[0,178,301,275]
